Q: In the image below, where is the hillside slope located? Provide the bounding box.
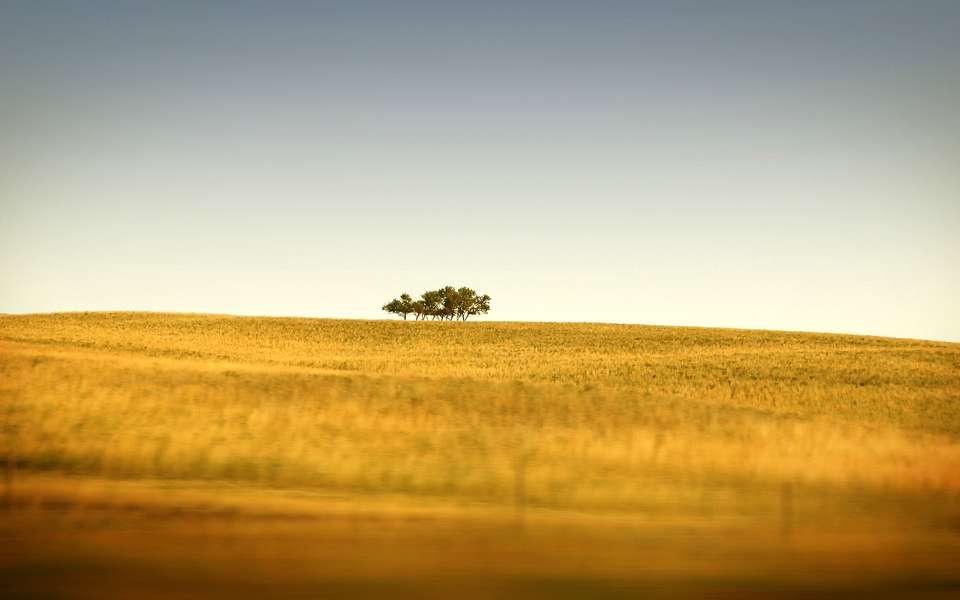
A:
[1,312,959,598]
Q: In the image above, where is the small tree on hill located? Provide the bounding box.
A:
[455,287,477,320]
[468,293,491,320]
[382,293,414,320]
[440,286,459,320]
[411,299,426,320]
[421,290,443,320]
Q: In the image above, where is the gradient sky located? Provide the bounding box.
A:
[2,1,958,341]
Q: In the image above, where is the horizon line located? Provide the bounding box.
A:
[2,309,957,345]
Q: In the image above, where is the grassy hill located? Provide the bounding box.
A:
[1,312,959,598]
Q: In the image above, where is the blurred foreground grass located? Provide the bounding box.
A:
[1,312,959,598]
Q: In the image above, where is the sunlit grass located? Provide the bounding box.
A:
[1,312,958,598]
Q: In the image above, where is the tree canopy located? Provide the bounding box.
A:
[382,287,491,321]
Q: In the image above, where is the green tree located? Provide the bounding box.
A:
[382,298,403,319]
[421,290,443,320]
[382,293,414,320]
[399,293,414,318]
[440,286,459,320]
[452,287,490,320]
[470,294,492,319]
[411,300,427,320]
[455,287,478,320]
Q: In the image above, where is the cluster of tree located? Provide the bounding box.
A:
[383,286,491,320]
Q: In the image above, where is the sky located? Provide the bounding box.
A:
[1,1,958,341]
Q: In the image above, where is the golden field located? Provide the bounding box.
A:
[1,312,959,598]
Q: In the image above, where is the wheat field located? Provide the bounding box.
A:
[2,312,959,598]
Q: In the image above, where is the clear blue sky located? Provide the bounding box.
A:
[2,1,958,341]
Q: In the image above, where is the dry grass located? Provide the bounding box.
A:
[1,312,959,598]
